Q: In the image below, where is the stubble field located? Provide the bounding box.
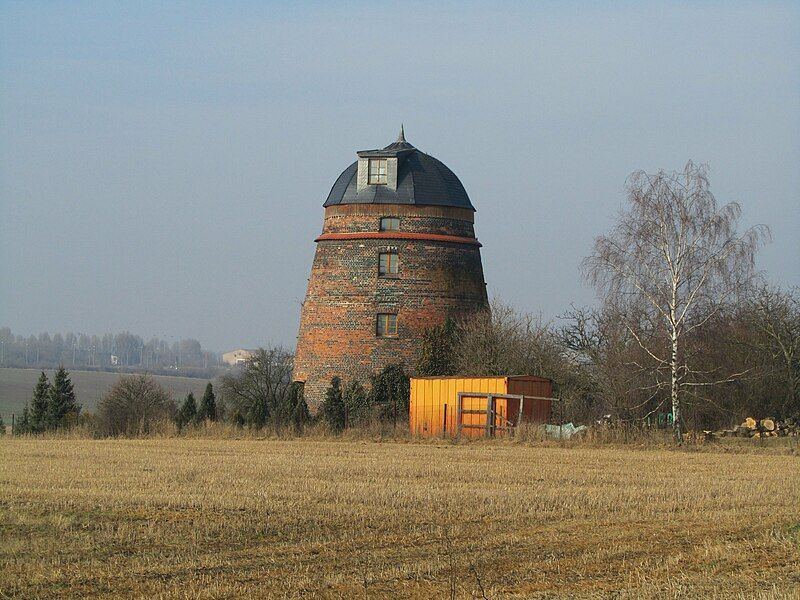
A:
[1,438,799,599]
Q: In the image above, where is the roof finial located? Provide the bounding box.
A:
[397,123,406,143]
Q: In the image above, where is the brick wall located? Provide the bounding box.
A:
[293,204,489,409]
[321,204,477,237]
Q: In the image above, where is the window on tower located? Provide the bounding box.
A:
[379,217,400,231]
[376,313,398,337]
[378,252,399,276]
[368,159,388,184]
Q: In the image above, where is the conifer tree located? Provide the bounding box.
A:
[197,383,217,423]
[320,377,345,432]
[177,392,198,428]
[16,404,31,435]
[30,371,50,433]
[370,364,410,428]
[343,380,371,426]
[287,382,311,432]
[48,366,80,429]
[0,412,5,435]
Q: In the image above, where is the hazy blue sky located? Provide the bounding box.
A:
[1,2,798,351]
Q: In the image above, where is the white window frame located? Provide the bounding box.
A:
[368,159,388,185]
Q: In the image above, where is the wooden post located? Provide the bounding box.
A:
[486,394,493,438]
[456,393,463,437]
[442,404,448,438]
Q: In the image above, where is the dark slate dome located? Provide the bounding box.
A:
[323,129,474,210]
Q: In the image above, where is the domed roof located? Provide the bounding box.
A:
[323,129,474,210]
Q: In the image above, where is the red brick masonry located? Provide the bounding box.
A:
[315,231,482,246]
[293,204,489,409]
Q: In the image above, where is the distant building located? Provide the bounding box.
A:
[222,349,257,366]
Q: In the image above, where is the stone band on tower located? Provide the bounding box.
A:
[293,129,489,408]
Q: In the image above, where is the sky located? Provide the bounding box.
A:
[1,1,798,352]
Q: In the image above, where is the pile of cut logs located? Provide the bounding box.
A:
[706,417,799,440]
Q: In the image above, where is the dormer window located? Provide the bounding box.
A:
[368,159,387,185]
[379,217,399,231]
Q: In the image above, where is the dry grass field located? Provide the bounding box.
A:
[1,438,799,599]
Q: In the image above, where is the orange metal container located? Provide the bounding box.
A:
[409,376,553,437]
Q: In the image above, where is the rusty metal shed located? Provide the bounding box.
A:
[409,376,553,438]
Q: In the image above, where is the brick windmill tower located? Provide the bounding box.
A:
[293,128,489,407]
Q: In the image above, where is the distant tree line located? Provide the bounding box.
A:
[12,281,797,440]
[10,346,420,437]
[12,368,222,437]
[0,328,222,376]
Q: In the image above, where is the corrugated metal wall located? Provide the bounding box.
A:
[507,378,553,424]
[409,376,553,438]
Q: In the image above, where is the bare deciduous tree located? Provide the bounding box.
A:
[560,305,654,422]
[743,284,800,417]
[96,374,176,436]
[455,299,560,377]
[584,162,769,439]
[455,299,595,420]
[218,347,296,429]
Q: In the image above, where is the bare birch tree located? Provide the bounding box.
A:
[584,162,769,439]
